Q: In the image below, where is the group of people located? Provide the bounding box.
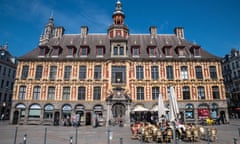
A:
[61,114,81,127]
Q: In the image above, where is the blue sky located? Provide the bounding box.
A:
[0,0,239,57]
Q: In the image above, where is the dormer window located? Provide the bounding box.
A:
[163,46,172,57]
[67,46,76,57]
[194,47,200,56]
[177,46,185,57]
[190,45,201,57]
[96,46,104,57]
[39,46,49,56]
[52,46,61,57]
[148,47,156,57]
[80,46,88,57]
[39,48,46,56]
[132,46,140,57]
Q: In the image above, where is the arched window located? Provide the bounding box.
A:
[16,103,26,119]
[62,104,72,119]
[44,104,54,120]
[29,104,41,118]
[185,103,194,119]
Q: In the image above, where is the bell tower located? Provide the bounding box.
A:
[108,0,129,39]
[39,16,54,45]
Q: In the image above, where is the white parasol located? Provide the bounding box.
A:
[158,93,166,122]
[168,86,179,122]
[132,105,149,112]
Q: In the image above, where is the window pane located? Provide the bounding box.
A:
[79,66,86,79]
[136,66,144,80]
[114,47,118,55]
[183,86,190,100]
[62,87,70,100]
[21,66,29,80]
[195,66,203,79]
[19,86,26,100]
[81,47,87,56]
[93,87,101,100]
[166,66,174,80]
[198,86,205,100]
[111,66,126,83]
[48,87,55,100]
[137,87,144,100]
[94,66,102,80]
[64,66,72,80]
[133,47,139,56]
[35,65,43,80]
[181,66,188,79]
[120,47,124,55]
[210,66,217,79]
[33,86,41,100]
[152,87,159,100]
[78,87,85,100]
[212,86,220,99]
[49,66,57,80]
[151,66,159,80]
[97,47,103,56]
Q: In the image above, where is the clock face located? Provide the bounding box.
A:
[1,52,4,56]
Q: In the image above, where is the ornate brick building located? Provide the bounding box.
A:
[10,0,228,125]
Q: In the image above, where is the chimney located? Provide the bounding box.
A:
[54,27,65,38]
[174,27,184,39]
[81,26,88,38]
[149,26,157,38]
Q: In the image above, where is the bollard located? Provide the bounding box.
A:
[75,127,78,144]
[238,128,240,137]
[69,136,73,144]
[23,133,27,144]
[234,137,237,144]
[119,138,123,144]
[207,128,210,144]
[44,127,47,144]
[107,128,110,144]
[13,127,18,144]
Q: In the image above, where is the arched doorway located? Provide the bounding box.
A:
[112,103,126,118]
[112,103,126,125]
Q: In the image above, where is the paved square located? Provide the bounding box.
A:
[0,119,239,144]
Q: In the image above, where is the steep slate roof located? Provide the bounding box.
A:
[19,33,220,61]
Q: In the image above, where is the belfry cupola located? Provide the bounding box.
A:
[108,0,129,39]
[113,0,125,25]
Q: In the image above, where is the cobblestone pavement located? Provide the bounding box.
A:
[0,119,239,144]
